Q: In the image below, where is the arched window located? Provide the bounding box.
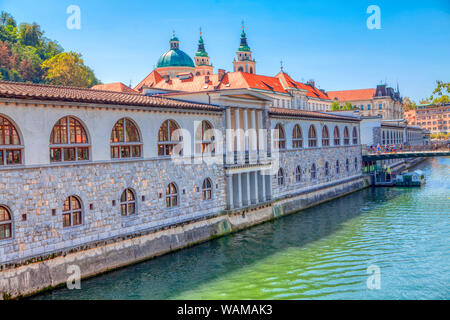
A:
[50,116,89,162]
[202,178,212,200]
[110,118,142,159]
[292,125,303,148]
[355,157,358,171]
[158,120,182,156]
[343,127,350,145]
[346,159,350,173]
[311,163,316,180]
[308,125,317,147]
[322,125,329,146]
[295,166,301,183]
[166,182,178,208]
[62,196,82,227]
[0,206,12,240]
[195,121,215,154]
[0,115,22,166]
[353,127,358,145]
[273,123,286,150]
[333,126,340,146]
[336,160,340,175]
[277,168,284,186]
[325,161,329,176]
[120,189,136,216]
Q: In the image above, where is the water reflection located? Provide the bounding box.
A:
[35,158,450,300]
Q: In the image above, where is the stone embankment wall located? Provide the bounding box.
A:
[0,176,369,299]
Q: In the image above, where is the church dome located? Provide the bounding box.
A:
[156,49,195,68]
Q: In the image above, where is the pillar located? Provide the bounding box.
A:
[252,170,258,204]
[257,110,265,160]
[235,108,242,163]
[261,170,266,202]
[250,109,257,163]
[226,174,233,209]
[226,107,233,164]
[236,173,242,208]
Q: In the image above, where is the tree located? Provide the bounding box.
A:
[0,12,17,43]
[41,52,100,87]
[331,101,340,111]
[18,23,43,47]
[430,80,450,105]
[342,102,354,110]
[402,97,417,111]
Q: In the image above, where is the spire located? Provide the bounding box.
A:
[280,60,284,72]
[196,27,208,57]
[169,31,179,50]
[238,21,250,52]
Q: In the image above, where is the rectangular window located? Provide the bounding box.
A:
[77,147,89,161]
[50,148,62,162]
[64,148,76,161]
[111,146,120,159]
[0,224,11,239]
[5,150,21,165]
[62,213,71,227]
[120,146,131,158]
[131,145,141,158]
[72,211,82,226]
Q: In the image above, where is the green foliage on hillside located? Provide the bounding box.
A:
[0,11,100,87]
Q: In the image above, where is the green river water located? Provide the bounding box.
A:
[35,157,450,300]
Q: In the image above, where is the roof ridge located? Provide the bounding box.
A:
[0,80,145,97]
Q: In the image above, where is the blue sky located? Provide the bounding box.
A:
[1,0,449,101]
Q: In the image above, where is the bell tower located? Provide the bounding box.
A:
[194,29,213,76]
[233,23,256,74]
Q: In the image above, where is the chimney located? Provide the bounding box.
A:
[218,69,226,81]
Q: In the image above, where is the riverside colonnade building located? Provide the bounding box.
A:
[0,80,363,276]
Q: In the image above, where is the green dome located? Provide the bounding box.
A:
[156,49,195,68]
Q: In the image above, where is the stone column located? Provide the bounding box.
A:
[226,174,233,209]
[250,109,257,163]
[236,173,242,208]
[266,169,273,201]
[245,172,251,206]
[226,107,233,164]
[261,170,266,202]
[243,109,249,163]
[257,110,265,161]
[252,170,258,204]
[235,108,242,163]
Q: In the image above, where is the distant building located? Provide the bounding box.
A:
[133,27,333,112]
[404,103,450,134]
[328,84,403,120]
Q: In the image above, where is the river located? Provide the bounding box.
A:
[35,157,450,300]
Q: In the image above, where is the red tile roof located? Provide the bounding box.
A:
[225,72,288,93]
[269,107,360,122]
[0,81,222,112]
[135,69,332,102]
[327,89,376,101]
[134,70,164,91]
[91,82,137,93]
